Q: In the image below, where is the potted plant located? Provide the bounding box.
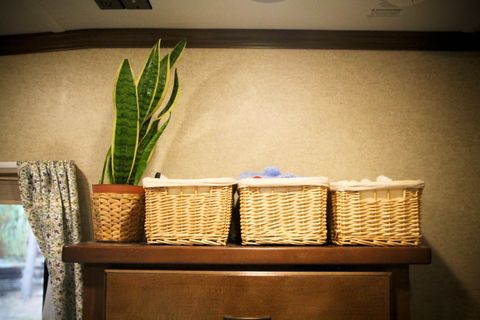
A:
[91,39,187,242]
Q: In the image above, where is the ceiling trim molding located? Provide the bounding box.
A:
[1,28,479,55]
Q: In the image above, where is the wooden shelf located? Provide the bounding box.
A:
[62,242,431,265]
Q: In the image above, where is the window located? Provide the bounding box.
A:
[0,163,44,320]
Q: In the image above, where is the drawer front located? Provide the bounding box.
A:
[105,270,391,320]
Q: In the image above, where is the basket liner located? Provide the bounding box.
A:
[143,177,237,187]
[238,177,328,188]
[330,179,424,191]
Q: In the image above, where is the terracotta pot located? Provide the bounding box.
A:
[91,184,145,242]
[92,184,145,195]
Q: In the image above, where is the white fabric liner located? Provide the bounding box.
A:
[238,177,329,189]
[330,179,424,191]
[142,177,237,188]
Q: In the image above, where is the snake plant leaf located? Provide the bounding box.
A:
[137,41,160,125]
[100,38,186,186]
[148,54,170,118]
[99,147,112,184]
[169,39,187,69]
[128,118,160,185]
[111,59,139,184]
[133,114,171,185]
[158,70,180,119]
[139,40,185,139]
[107,152,113,184]
[146,39,185,120]
[139,53,170,139]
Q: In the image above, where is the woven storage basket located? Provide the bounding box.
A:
[143,177,236,245]
[238,177,329,245]
[330,179,424,246]
[91,184,145,242]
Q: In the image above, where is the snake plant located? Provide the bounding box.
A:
[100,39,187,185]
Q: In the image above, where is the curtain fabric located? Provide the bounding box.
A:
[17,160,82,320]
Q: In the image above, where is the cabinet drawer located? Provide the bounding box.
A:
[105,270,391,320]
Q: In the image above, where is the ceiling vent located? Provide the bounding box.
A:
[95,0,152,10]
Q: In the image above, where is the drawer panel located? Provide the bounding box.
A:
[105,270,391,320]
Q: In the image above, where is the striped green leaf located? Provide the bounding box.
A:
[139,54,170,139]
[128,118,160,185]
[137,41,160,125]
[111,59,139,184]
[139,40,185,140]
[99,147,112,184]
[158,70,180,119]
[133,115,171,185]
[169,39,187,69]
[148,54,171,119]
[100,39,187,186]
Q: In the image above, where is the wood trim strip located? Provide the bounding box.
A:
[82,264,106,320]
[1,29,479,55]
[62,242,432,265]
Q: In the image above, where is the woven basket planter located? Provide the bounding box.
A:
[91,184,145,242]
[143,178,236,245]
[330,180,424,246]
[238,177,329,245]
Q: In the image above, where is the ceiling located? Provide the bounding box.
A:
[0,0,479,36]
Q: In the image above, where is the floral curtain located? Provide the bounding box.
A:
[17,160,82,320]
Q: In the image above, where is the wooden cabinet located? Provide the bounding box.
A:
[62,243,431,320]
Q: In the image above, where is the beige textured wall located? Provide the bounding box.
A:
[0,48,479,319]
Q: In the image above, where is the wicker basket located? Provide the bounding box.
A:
[91,184,145,242]
[238,177,329,245]
[330,180,424,246]
[143,177,236,245]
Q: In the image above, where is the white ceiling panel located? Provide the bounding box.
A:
[0,0,479,36]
